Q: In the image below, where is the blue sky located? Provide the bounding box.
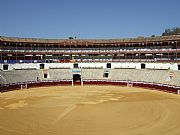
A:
[0,0,180,39]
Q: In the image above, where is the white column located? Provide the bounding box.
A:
[178,90,180,95]
[81,78,83,86]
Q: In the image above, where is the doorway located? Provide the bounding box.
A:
[73,74,81,84]
[141,63,145,69]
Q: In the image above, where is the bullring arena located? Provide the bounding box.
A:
[1,85,180,135]
[0,35,180,134]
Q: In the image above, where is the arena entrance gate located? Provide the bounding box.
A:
[73,74,82,85]
[72,68,83,86]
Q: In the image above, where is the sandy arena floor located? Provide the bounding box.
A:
[0,85,180,135]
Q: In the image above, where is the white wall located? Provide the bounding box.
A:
[0,62,179,71]
[111,62,178,70]
[79,62,106,68]
[14,63,39,70]
[0,64,2,70]
[111,62,140,69]
[0,63,40,70]
[145,63,178,70]
[45,63,73,69]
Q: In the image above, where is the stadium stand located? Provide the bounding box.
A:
[0,70,38,84]
[82,69,104,80]
[0,35,180,94]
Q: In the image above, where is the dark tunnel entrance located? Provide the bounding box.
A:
[73,74,81,83]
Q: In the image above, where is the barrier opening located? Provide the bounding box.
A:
[3,64,8,70]
[141,63,145,69]
[178,65,180,70]
[40,63,45,69]
[73,74,81,85]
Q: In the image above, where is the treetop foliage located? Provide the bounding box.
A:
[162,27,180,36]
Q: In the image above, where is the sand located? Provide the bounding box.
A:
[0,85,180,135]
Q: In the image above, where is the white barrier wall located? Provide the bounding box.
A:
[111,63,140,69]
[0,64,2,70]
[111,63,178,70]
[45,63,73,69]
[0,63,39,70]
[13,63,39,70]
[145,63,178,70]
[78,62,106,68]
[0,62,179,71]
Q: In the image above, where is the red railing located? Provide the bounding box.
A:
[0,80,179,94]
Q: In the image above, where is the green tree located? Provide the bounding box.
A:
[162,27,180,36]
[68,37,74,39]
